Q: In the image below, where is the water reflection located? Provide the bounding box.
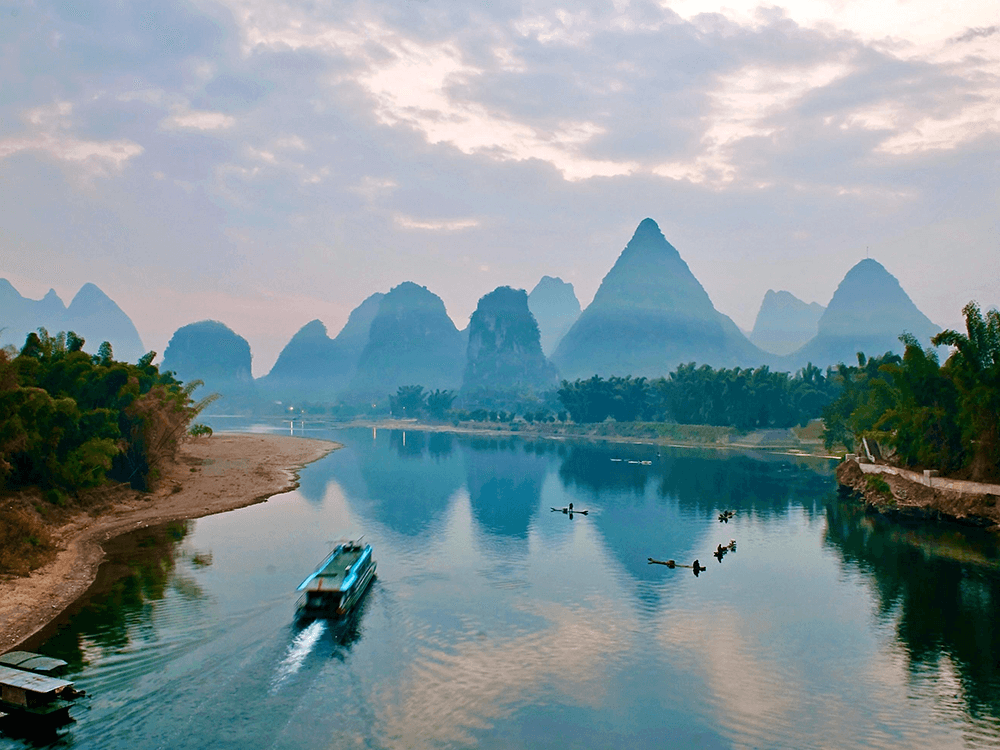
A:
[25,522,200,670]
[463,438,551,540]
[825,502,1000,731]
[344,429,465,536]
[10,423,1000,750]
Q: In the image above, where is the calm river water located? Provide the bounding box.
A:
[4,423,1000,749]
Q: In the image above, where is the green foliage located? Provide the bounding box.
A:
[865,475,891,497]
[189,423,213,438]
[426,389,456,420]
[822,302,1000,481]
[0,327,206,494]
[933,303,1000,481]
[389,385,427,417]
[558,365,838,428]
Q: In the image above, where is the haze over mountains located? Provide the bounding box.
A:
[4,219,951,409]
[750,290,826,356]
[0,280,145,363]
[527,277,581,357]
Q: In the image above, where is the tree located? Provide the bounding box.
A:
[933,303,1000,480]
[389,385,426,417]
[426,389,456,420]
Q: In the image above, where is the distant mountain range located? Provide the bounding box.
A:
[0,279,145,362]
[257,292,383,403]
[5,221,945,409]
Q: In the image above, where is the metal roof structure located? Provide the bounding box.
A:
[0,665,73,694]
[0,651,68,674]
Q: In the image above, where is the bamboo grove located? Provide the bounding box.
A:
[0,329,214,496]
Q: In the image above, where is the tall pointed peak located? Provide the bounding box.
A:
[68,282,117,312]
[634,217,663,238]
[291,319,329,340]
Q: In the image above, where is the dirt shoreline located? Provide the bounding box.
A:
[836,459,1000,531]
[0,433,339,650]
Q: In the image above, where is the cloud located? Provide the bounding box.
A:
[0,101,143,176]
[395,215,480,231]
[0,0,996,366]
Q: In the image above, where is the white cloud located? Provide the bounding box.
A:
[0,102,143,175]
[395,215,480,231]
[162,108,236,130]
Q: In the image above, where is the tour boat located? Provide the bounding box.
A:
[296,540,376,617]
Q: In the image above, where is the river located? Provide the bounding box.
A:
[4,423,1000,749]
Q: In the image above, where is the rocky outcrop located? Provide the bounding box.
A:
[161,320,255,405]
[463,286,558,393]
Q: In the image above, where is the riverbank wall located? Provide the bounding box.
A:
[836,456,1000,530]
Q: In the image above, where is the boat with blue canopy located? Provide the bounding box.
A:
[296,540,376,617]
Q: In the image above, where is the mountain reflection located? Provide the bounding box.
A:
[824,501,1000,724]
[345,429,465,536]
[462,438,552,540]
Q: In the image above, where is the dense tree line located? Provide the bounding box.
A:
[556,364,839,430]
[822,302,1000,481]
[0,329,212,495]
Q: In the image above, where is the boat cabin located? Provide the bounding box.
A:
[0,666,74,724]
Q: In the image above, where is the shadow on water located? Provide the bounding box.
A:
[21,522,201,670]
[825,500,1000,726]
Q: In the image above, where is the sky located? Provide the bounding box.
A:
[1,0,997,376]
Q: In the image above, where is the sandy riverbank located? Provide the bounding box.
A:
[0,434,339,650]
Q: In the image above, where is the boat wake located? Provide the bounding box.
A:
[269,620,325,694]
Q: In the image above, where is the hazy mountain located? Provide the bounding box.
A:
[750,290,825,356]
[65,283,146,363]
[463,286,559,393]
[527,276,581,356]
[788,258,940,368]
[0,279,145,362]
[161,320,255,405]
[551,219,769,380]
[259,292,384,402]
[349,282,465,399]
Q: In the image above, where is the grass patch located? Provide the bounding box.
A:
[865,475,892,497]
[0,503,55,576]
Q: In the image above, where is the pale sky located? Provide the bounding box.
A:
[2,0,997,375]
